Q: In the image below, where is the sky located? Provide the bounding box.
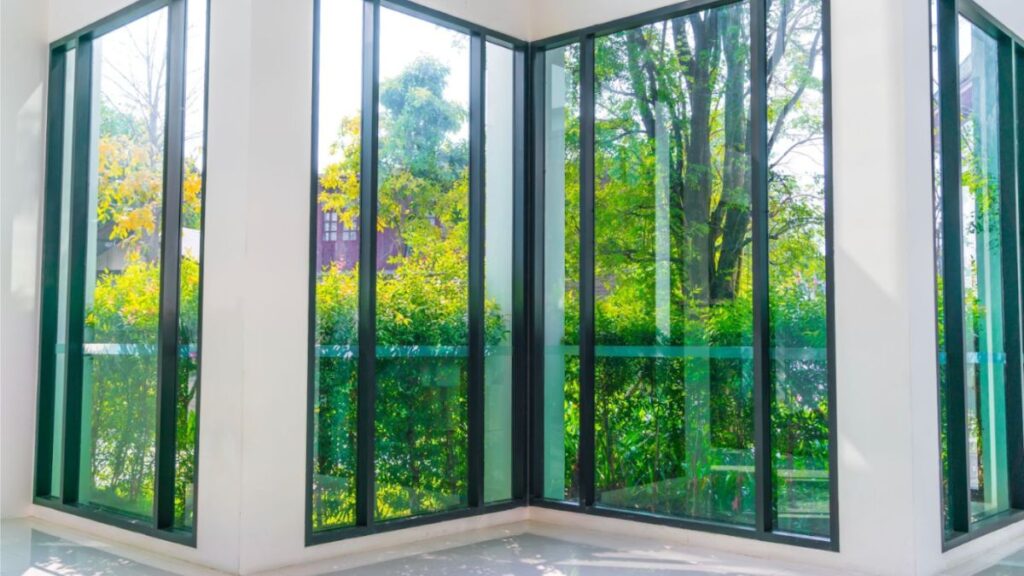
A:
[317,0,471,168]
[95,0,208,163]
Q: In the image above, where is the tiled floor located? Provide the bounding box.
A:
[2,518,1022,576]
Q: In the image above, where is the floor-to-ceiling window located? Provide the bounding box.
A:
[34,0,209,542]
[533,0,836,547]
[765,0,832,539]
[309,0,525,542]
[590,1,755,525]
[931,0,1024,548]
[310,0,362,533]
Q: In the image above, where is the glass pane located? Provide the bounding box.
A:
[957,16,1010,523]
[542,44,580,502]
[484,41,514,504]
[767,0,831,537]
[375,7,470,521]
[173,0,208,530]
[592,3,754,525]
[51,48,78,498]
[79,8,169,519]
[312,0,362,531]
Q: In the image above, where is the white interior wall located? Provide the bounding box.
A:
[1,0,48,522]
[2,0,1023,574]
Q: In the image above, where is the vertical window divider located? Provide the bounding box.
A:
[996,33,1024,512]
[528,45,547,503]
[62,37,96,506]
[357,0,381,529]
[750,0,771,536]
[936,0,971,535]
[304,0,322,545]
[155,0,188,530]
[468,31,486,509]
[822,0,840,546]
[36,47,69,500]
[512,45,528,502]
[578,33,596,509]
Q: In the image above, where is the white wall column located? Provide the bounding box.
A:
[1,0,48,521]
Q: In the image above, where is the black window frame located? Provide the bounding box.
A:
[930,0,1024,552]
[526,0,839,551]
[305,0,530,546]
[32,0,210,546]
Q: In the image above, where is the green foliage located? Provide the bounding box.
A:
[85,255,201,525]
[313,55,507,528]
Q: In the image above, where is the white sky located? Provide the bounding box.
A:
[95,0,208,164]
[317,0,470,168]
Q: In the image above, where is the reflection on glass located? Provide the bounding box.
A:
[78,8,169,519]
[766,0,830,537]
[592,4,754,524]
[484,42,515,503]
[312,0,362,531]
[375,7,470,521]
[542,44,580,502]
[173,0,208,530]
[957,17,1009,523]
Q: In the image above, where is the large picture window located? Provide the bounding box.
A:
[930,0,1024,548]
[308,0,525,542]
[532,0,836,546]
[35,0,209,542]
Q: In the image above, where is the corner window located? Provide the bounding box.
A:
[533,0,836,545]
[309,0,524,540]
[931,0,1024,546]
[35,0,209,541]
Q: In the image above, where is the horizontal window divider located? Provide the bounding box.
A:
[33,497,197,546]
[528,499,838,552]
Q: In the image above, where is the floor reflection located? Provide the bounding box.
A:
[0,519,206,576]
[318,529,845,576]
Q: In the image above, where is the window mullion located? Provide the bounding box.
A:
[36,48,70,500]
[937,0,971,535]
[528,46,547,502]
[997,35,1024,512]
[511,45,528,502]
[578,33,596,509]
[155,0,188,530]
[357,0,381,529]
[468,32,486,509]
[750,0,772,536]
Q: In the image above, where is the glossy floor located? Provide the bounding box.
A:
[1,518,1022,575]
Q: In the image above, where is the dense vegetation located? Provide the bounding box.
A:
[80,0,831,538]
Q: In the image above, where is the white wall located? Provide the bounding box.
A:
[1,0,48,520]
[412,0,530,40]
